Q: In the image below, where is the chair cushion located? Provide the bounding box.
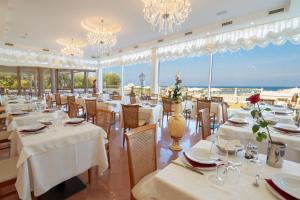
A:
[132,170,160,200]
[0,131,10,141]
[0,157,18,183]
[138,120,147,127]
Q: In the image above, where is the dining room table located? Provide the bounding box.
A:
[218,105,300,163]
[6,101,109,200]
[119,103,163,129]
[142,140,300,200]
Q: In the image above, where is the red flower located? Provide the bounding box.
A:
[248,94,260,104]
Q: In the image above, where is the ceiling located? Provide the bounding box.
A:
[0,0,292,58]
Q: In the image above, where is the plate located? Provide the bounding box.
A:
[274,110,293,115]
[19,124,47,133]
[184,148,216,164]
[37,118,53,125]
[228,117,248,125]
[265,180,285,200]
[181,157,216,171]
[65,118,85,124]
[274,124,300,133]
[272,173,300,199]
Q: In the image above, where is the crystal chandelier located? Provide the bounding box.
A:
[81,18,121,56]
[56,38,86,57]
[143,0,192,34]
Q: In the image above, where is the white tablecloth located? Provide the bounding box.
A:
[9,121,108,200]
[218,123,300,163]
[120,104,163,129]
[143,140,300,200]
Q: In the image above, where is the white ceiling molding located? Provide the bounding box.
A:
[99,50,151,67]
[157,16,300,61]
[0,46,98,70]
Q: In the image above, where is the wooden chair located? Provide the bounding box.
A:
[221,102,229,124]
[195,99,216,133]
[296,112,300,127]
[0,131,10,150]
[211,96,223,103]
[125,124,157,200]
[112,95,122,101]
[130,96,137,104]
[46,95,53,108]
[162,98,173,125]
[54,93,66,109]
[261,99,275,105]
[199,108,212,140]
[122,104,147,146]
[96,109,114,168]
[0,157,18,198]
[68,101,79,118]
[85,99,97,123]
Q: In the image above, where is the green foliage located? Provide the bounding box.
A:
[103,72,121,89]
[0,74,18,89]
[74,73,84,88]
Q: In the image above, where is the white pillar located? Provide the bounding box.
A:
[208,53,213,99]
[150,48,159,94]
[121,65,124,96]
[96,68,103,93]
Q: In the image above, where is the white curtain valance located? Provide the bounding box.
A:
[99,50,151,67]
[157,16,300,60]
[0,47,98,70]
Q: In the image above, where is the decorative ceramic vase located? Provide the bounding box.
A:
[168,102,186,151]
[266,141,287,168]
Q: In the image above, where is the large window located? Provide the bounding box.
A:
[124,63,150,96]
[0,67,17,94]
[21,69,36,95]
[87,71,96,93]
[103,67,122,94]
[159,56,210,97]
[73,71,85,94]
[43,69,52,92]
[57,70,72,92]
[212,42,300,105]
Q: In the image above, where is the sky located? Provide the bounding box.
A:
[103,42,300,87]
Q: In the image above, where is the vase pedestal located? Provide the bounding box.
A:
[168,103,185,152]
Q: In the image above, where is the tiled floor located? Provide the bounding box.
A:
[0,117,204,200]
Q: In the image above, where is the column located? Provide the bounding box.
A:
[70,69,74,93]
[83,71,87,93]
[37,68,44,97]
[150,48,159,94]
[208,53,213,99]
[34,69,38,96]
[96,68,103,93]
[121,65,124,96]
[17,67,21,95]
[50,69,56,93]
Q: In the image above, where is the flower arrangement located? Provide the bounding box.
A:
[248,93,273,143]
[165,71,184,103]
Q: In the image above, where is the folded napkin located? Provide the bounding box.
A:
[265,179,298,200]
[183,152,218,168]
[20,125,47,133]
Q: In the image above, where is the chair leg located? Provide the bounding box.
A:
[195,118,198,133]
[123,129,126,147]
[107,150,111,169]
[88,168,92,184]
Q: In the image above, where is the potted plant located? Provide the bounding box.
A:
[168,72,185,151]
[248,93,287,168]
